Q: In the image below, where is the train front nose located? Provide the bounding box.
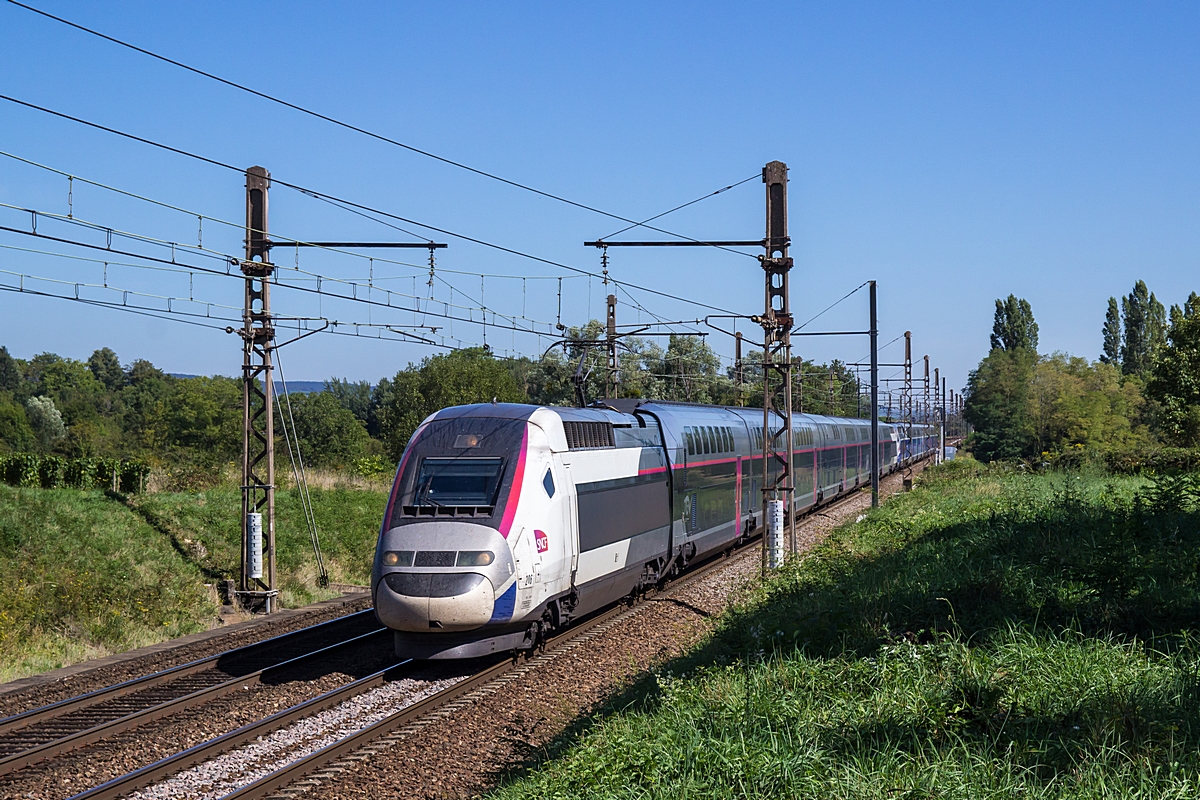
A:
[373,522,515,633]
[378,571,496,631]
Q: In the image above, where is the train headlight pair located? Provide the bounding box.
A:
[456,550,494,567]
[381,550,414,567]
[381,550,493,567]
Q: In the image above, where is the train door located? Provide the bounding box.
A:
[796,429,816,510]
[549,455,578,599]
[845,427,858,486]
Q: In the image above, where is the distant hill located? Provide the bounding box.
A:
[170,375,326,394]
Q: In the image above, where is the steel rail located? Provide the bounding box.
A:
[0,609,377,738]
[212,451,942,800]
[79,451,939,799]
[215,603,632,800]
[212,519,818,800]
[67,658,416,800]
[0,621,386,775]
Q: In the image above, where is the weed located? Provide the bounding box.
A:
[490,460,1200,799]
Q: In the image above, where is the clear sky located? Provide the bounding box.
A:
[0,1,1196,396]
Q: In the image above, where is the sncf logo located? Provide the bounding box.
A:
[534,529,549,553]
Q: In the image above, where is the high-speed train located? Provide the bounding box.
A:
[373,400,936,658]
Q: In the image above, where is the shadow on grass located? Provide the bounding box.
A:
[490,467,1200,791]
[106,490,226,582]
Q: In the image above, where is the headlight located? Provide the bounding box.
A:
[456,550,494,567]
[381,550,414,567]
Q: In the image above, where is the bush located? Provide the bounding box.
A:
[351,454,391,479]
[1049,445,1200,474]
[2,453,39,488]
[0,454,150,492]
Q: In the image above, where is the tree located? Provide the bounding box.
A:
[375,348,527,461]
[654,334,726,403]
[990,295,1039,352]
[165,377,241,462]
[1101,297,1121,365]
[1027,354,1144,453]
[279,390,376,469]
[0,395,34,452]
[25,395,66,453]
[963,349,1036,461]
[1120,280,1167,377]
[324,378,373,426]
[87,348,125,391]
[0,346,20,395]
[1169,291,1200,329]
[1147,310,1200,446]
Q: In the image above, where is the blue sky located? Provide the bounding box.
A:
[0,1,1196,396]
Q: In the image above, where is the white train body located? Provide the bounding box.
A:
[372,401,935,658]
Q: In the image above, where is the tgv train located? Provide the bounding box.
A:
[373,400,936,658]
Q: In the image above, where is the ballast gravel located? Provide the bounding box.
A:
[282,463,931,800]
[0,594,372,720]
[0,637,398,800]
[129,674,465,800]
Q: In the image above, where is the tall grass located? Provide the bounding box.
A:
[0,483,388,681]
[491,461,1200,799]
[132,485,388,607]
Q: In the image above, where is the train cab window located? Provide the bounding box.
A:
[414,457,504,506]
[542,469,555,499]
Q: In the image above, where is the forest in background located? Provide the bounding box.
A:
[964,282,1200,462]
[0,322,870,490]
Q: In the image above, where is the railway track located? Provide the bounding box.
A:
[0,609,384,777]
[75,531,794,800]
[62,457,938,800]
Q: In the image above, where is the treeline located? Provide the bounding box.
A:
[0,324,867,488]
[964,283,1200,461]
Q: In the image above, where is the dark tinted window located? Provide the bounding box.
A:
[543,469,555,498]
[388,417,527,530]
[415,458,504,506]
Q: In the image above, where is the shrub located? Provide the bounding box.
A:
[352,454,391,479]
[0,454,150,492]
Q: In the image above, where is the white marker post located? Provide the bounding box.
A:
[766,499,785,569]
[247,512,264,580]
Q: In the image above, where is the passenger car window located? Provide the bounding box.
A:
[685,427,694,455]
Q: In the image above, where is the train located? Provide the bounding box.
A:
[372,399,937,659]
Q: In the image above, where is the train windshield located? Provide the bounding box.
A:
[388,417,528,529]
[414,458,504,506]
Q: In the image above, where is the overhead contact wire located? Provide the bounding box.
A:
[0,96,738,314]
[4,0,757,256]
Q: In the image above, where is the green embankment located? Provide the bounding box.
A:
[492,460,1200,799]
[0,484,387,682]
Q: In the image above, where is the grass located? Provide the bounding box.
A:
[0,482,388,682]
[489,460,1200,799]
